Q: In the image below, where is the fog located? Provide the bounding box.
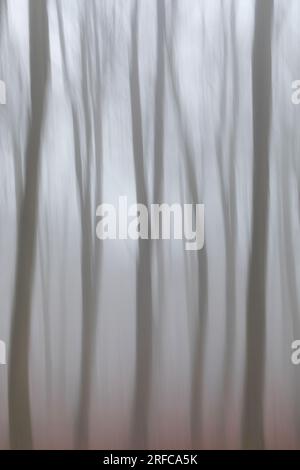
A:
[0,0,300,450]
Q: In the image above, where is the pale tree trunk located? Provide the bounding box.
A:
[57,2,104,448]
[152,0,166,316]
[221,0,238,443]
[166,4,208,445]
[75,6,105,449]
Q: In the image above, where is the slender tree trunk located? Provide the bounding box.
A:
[38,229,52,418]
[130,1,153,448]
[152,0,166,314]
[8,0,50,450]
[57,3,103,447]
[221,0,238,444]
[165,7,208,444]
[153,0,165,203]
[75,9,104,448]
[242,0,273,450]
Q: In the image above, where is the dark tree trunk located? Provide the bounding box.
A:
[8,0,50,450]
[130,1,153,448]
[243,0,273,450]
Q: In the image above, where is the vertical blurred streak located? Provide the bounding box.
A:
[74,12,96,450]
[0,0,7,34]
[153,0,165,204]
[1,0,24,206]
[166,5,208,446]
[57,2,104,448]
[242,0,273,450]
[8,0,50,450]
[0,0,7,56]
[152,0,166,317]
[220,0,238,444]
[212,2,237,442]
[152,0,166,435]
[38,220,52,420]
[129,0,153,448]
[75,3,104,449]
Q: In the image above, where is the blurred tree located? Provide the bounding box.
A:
[166,2,208,445]
[129,0,153,448]
[8,0,50,450]
[243,0,274,450]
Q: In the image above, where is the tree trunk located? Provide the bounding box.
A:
[242,0,273,450]
[8,0,50,450]
[130,1,153,448]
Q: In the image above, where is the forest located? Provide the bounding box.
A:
[0,0,300,451]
